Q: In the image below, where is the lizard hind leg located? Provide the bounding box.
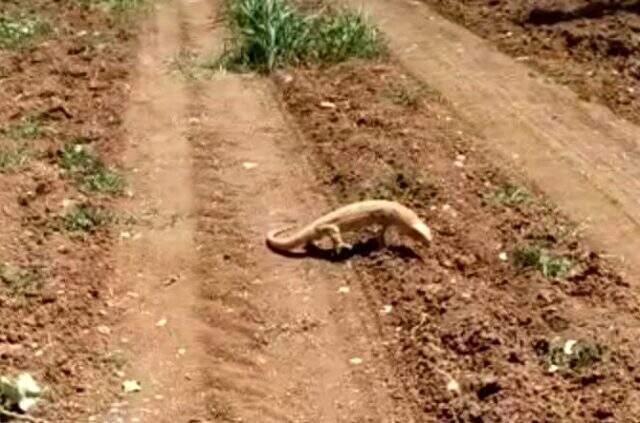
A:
[316,224,352,254]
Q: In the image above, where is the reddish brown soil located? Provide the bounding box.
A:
[422,0,640,125]
[275,61,640,422]
[4,0,640,421]
[0,0,135,420]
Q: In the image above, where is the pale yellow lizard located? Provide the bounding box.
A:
[266,200,433,255]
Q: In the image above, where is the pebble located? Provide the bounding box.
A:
[96,325,111,335]
[319,101,337,109]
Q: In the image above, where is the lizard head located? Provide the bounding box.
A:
[408,221,433,244]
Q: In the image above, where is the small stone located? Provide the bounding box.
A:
[499,252,508,261]
[242,162,258,170]
[122,380,141,393]
[380,305,393,314]
[337,286,350,294]
[155,318,167,327]
[96,325,111,335]
[349,357,363,365]
[447,378,460,393]
[319,101,337,109]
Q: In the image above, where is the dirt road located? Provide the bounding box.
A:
[108,0,415,421]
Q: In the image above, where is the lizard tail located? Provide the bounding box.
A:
[265,225,305,255]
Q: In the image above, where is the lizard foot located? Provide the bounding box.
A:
[335,242,353,255]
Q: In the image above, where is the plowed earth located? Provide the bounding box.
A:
[0,0,134,420]
[423,0,640,125]
[274,61,640,422]
[2,0,640,422]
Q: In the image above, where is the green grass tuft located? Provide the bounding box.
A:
[59,142,125,195]
[0,140,29,173]
[63,205,110,232]
[539,339,604,374]
[0,147,28,172]
[77,0,147,12]
[513,246,572,279]
[491,183,530,206]
[3,116,43,140]
[221,0,383,72]
[0,14,50,49]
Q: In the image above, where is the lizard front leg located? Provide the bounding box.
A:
[316,224,352,254]
[376,224,389,249]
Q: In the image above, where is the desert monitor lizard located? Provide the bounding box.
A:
[266,200,433,255]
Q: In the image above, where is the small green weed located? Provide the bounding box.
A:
[0,263,43,297]
[513,246,571,278]
[491,183,530,206]
[513,246,541,269]
[0,14,49,49]
[311,10,382,63]
[59,142,95,171]
[77,0,146,12]
[539,254,572,279]
[83,169,125,194]
[221,0,383,72]
[59,143,125,195]
[537,338,604,374]
[63,205,110,232]
[3,116,43,140]
[0,147,28,172]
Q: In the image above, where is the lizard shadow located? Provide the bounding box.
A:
[301,238,423,263]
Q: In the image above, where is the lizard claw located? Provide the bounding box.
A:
[336,242,352,254]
